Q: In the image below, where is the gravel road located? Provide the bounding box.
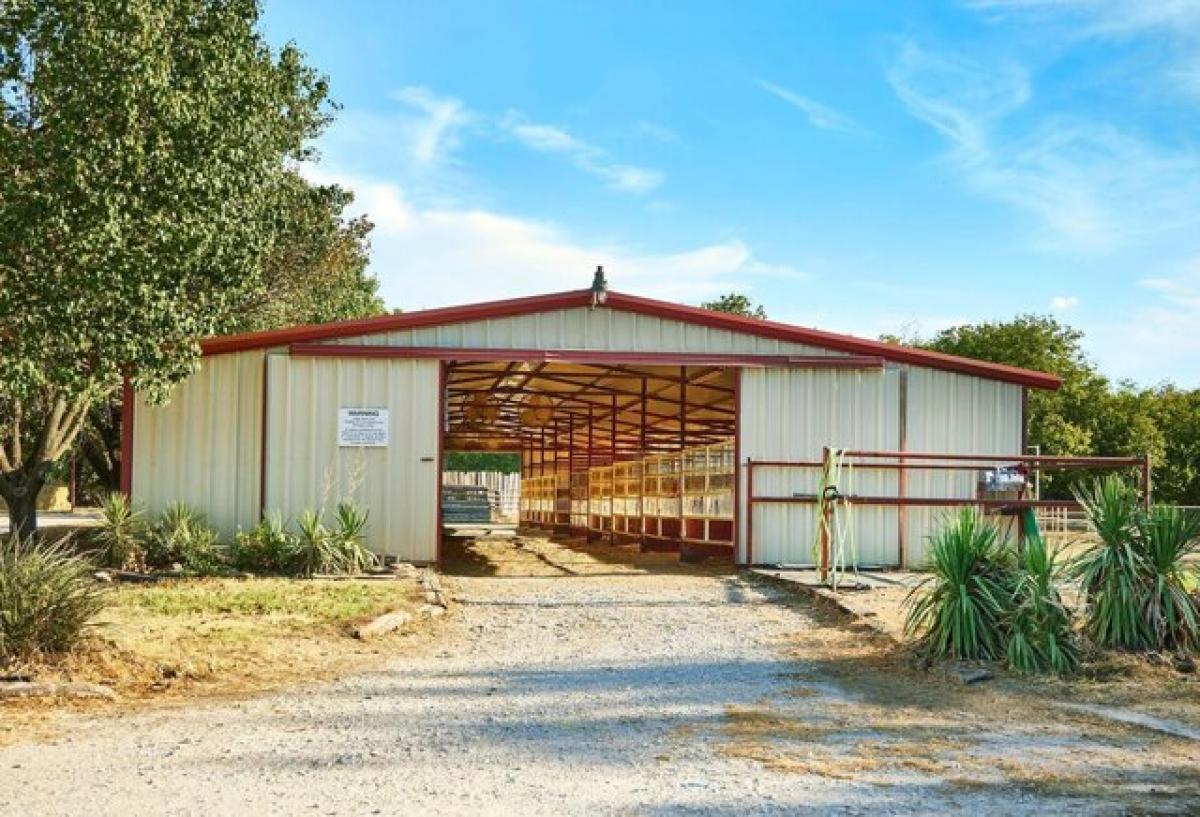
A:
[1,536,1192,816]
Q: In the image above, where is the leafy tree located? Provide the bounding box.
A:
[78,171,384,495]
[894,315,1176,499]
[1,0,331,535]
[700,293,767,319]
[445,452,521,474]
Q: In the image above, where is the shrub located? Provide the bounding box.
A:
[293,502,375,577]
[89,493,146,571]
[145,503,226,573]
[906,508,1015,661]
[1070,476,1200,653]
[231,512,298,574]
[0,534,109,663]
[1006,532,1080,674]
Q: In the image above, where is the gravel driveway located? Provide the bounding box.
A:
[2,535,1195,816]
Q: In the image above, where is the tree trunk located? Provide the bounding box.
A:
[0,469,46,539]
[81,401,122,493]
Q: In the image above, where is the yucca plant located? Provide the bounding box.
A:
[1136,504,1200,652]
[906,508,1015,661]
[1006,532,1080,674]
[292,503,375,577]
[89,492,146,571]
[145,503,225,573]
[1070,474,1200,653]
[0,534,109,663]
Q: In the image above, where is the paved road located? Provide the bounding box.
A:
[2,537,1192,815]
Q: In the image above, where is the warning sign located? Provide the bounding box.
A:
[337,408,389,447]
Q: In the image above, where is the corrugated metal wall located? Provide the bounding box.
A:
[131,349,265,536]
[264,355,440,561]
[739,367,901,566]
[739,365,1023,567]
[330,306,831,355]
[902,368,1022,566]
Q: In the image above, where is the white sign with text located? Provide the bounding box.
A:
[337,408,389,447]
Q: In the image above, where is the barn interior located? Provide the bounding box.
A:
[442,359,737,561]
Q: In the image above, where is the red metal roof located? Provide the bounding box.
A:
[200,288,1062,390]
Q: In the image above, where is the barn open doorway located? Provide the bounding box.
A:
[439,357,738,571]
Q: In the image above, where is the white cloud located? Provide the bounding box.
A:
[887,39,1200,251]
[1050,295,1079,310]
[390,86,472,166]
[499,112,664,194]
[758,80,870,136]
[304,165,791,309]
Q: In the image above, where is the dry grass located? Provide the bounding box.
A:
[708,586,1200,807]
[0,577,435,746]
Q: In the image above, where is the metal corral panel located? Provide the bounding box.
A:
[264,356,440,561]
[739,367,901,566]
[131,349,264,536]
[902,369,1022,567]
[330,306,833,356]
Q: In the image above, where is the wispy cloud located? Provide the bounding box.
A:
[887,39,1200,251]
[1050,295,1079,310]
[758,80,870,136]
[964,0,1200,98]
[500,112,664,194]
[302,165,790,309]
[390,86,473,166]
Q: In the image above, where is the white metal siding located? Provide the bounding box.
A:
[740,367,901,566]
[903,369,1022,566]
[331,306,833,355]
[131,350,264,536]
[264,356,440,561]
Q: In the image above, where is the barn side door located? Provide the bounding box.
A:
[264,354,441,563]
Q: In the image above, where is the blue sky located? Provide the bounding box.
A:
[262,1,1200,385]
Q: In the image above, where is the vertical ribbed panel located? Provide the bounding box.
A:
[333,306,832,355]
[264,356,439,561]
[131,349,264,536]
[902,369,1022,566]
[739,367,901,566]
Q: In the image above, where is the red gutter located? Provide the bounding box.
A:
[120,379,135,497]
[197,286,1064,391]
[289,343,886,369]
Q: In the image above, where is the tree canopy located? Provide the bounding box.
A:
[894,315,1196,503]
[0,0,335,533]
[700,293,768,319]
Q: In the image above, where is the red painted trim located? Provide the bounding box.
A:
[290,344,886,370]
[733,368,743,566]
[603,292,1063,390]
[202,290,596,356]
[435,361,447,568]
[197,287,1062,390]
[258,356,269,521]
[746,459,755,567]
[120,379,134,498]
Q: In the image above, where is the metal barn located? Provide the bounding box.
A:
[122,278,1063,567]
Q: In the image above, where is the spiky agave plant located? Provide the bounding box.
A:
[1136,504,1200,652]
[1069,476,1152,650]
[1006,532,1080,674]
[905,508,1015,661]
[331,501,375,575]
[90,492,146,571]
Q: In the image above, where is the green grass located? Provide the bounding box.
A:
[115,578,410,626]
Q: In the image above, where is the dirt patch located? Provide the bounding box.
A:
[0,577,438,747]
[713,584,1200,810]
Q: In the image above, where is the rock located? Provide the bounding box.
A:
[0,681,117,700]
[93,570,114,583]
[952,664,993,685]
[1173,654,1196,674]
[353,610,413,639]
[419,604,446,618]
